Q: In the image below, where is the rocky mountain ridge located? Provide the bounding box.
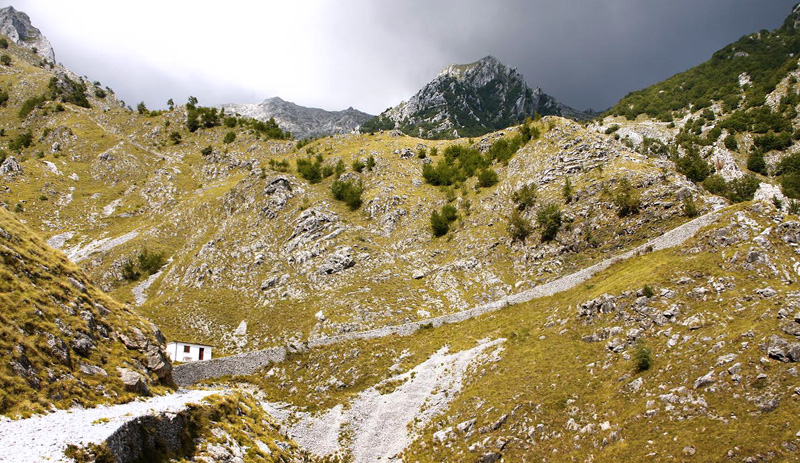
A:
[219,96,373,139]
[0,6,55,63]
[362,55,592,139]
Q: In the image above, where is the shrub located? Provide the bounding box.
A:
[352,159,365,173]
[430,210,449,237]
[703,174,760,203]
[0,37,7,49]
[754,131,792,152]
[604,124,620,135]
[724,134,738,151]
[297,156,323,183]
[512,184,537,210]
[0,90,8,106]
[168,131,182,145]
[9,130,33,152]
[778,152,800,199]
[18,94,47,120]
[507,209,533,242]
[537,202,562,242]
[746,149,767,175]
[441,204,458,222]
[200,146,212,156]
[613,178,641,217]
[642,284,654,298]
[137,249,166,275]
[223,131,236,144]
[136,101,147,115]
[563,177,573,203]
[477,168,499,187]
[331,179,364,210]
[0,54,10,66]
[675,149,710,183]
[365,155,376,171]
[334,159,345,178]
[121,260,140,281]
[682,195,699,218]
[224,117,237,128]
[634,343,652,372]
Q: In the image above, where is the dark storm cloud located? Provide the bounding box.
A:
[360,0,798,111]
[6,1,799,113]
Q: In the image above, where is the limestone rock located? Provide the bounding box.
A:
[317,246,355,275]
[117,367,150,394]
[0,156,21,175]
[0,6,56,62]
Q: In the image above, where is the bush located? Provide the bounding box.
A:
[675,149,710,183]
[331,179,363,210]
[746,149,767,175]
[703,174,760,203]
[121,260,140,281]
[537,202,562,242]
[365,155,376,171]
[512,184,537,210]
[441,204,458,222]
[168,131,182,145]
[137,249,166,275]
[724,134,738,151]
[9,130,33,152]
[477,168,499,187]
[136,101,147,115]
[778,152,800,199]
[0,54,11,66]
[682,195,699,218]
[18,94,47,120]
[352,159,365,173]
[563,177,573,203]
[754,131,793,152]
[430,210,449,237]
[507,209,533,242]
[0,90,8,107]
[334,159,345,178]
[0,37,7,49]
[604,124,620,134]
[642,284,654,298]
[613,178,641,217]
[634,343,652,372]
[223,131,236,144]
[200,146,212,156]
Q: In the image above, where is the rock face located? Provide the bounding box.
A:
[0,6,55,62]
[220,97,373,139]
[364,56,591,139]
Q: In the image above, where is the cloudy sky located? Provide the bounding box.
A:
[7,1,798,114]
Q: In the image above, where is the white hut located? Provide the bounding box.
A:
[166,341,213,362]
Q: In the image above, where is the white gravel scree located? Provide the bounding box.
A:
[0,389,221,462]
[264,338,505,462]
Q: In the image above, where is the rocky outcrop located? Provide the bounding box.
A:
[0,6,55,62]
[365,56,591,139]
[220,97,373,139]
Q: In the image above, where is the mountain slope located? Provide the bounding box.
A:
[362,56,591,139]
[220,96,373,139]
[0,207,172,418]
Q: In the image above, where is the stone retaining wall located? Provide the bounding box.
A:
[177,212,720,384]
[173,347,287,386]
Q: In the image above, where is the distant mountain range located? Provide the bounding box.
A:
[361,56,593,139]
[219,97,373,140]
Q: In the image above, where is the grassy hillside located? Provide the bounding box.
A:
[0,33,714,356]
[0,207,172,418]
[240,201,800,461]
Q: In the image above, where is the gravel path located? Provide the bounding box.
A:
[263,339,505,462]
[0,389,221,462]
[311,212,720,347]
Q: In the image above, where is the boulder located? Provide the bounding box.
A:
[71,332,96,357]
[317,246,355,275]
[78,363,108,376]
[145,346,173,380]
[117,367,150,395]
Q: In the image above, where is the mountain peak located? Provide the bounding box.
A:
[0,6,56,62]
[365,56,589,138]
